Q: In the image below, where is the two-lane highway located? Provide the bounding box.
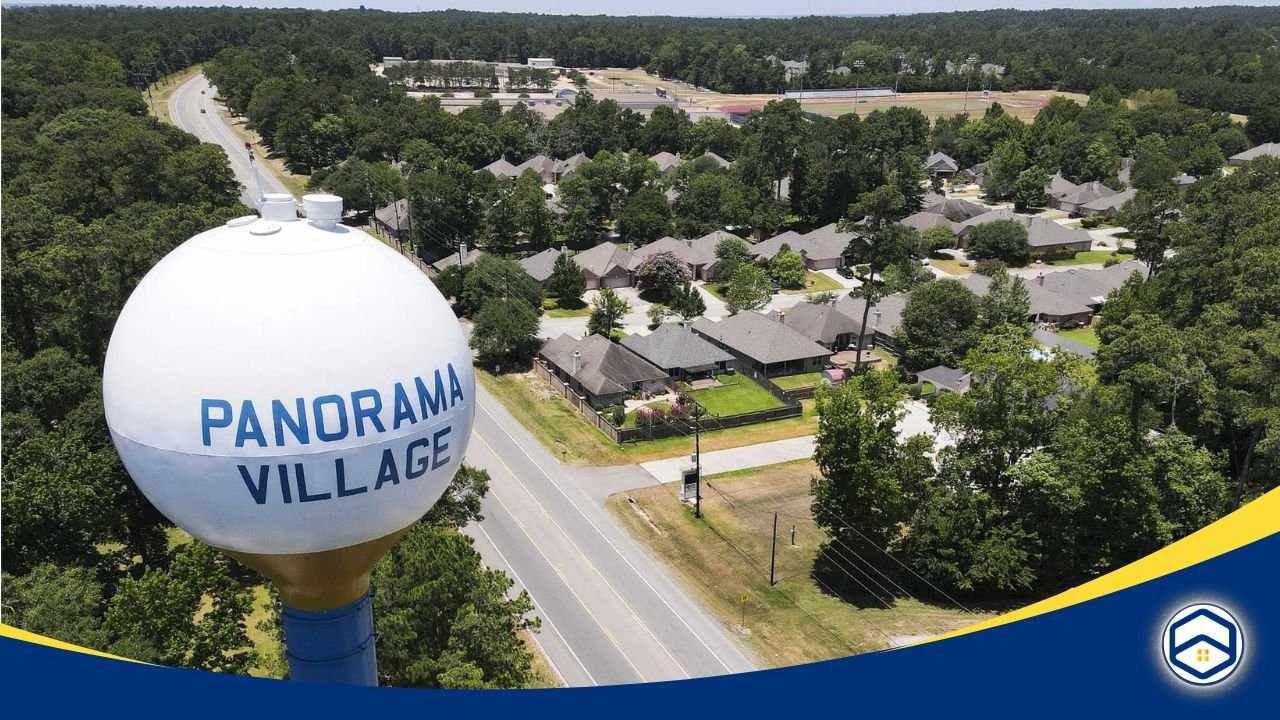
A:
[169,75,292,207]
[167,72,757,686]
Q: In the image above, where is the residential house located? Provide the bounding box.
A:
[519,246,566,286]
[539,334,670,407]
[1078,187,1136,218]
[1228,142,1280,166]
[628,236,714,280]
[781,302,866,350]
[923,151,960,178]
[481,154,582,183]
[649,151,683,175]
[900,211,961,234]
[430,246,482,274]
[957,210,1093,257]
[959,260,1145,326]
[622,323,734,380]
[696,151,732,170]
[481,157,521,179]
[750,230,806,261]
[834,292,909,349]
[797,222,856,270]
[690,230,751,280]
[915,365,972,395]
[1045,173,1079,205]
[372,198,412,241]
[1053,181,1119,214]
[923,198,989,222]
[559,152,589,177]
[572,242,634,289]
[692,311,833,377]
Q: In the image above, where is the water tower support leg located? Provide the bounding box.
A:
[280,591,378,686]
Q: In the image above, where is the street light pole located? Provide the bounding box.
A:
[693,406,702,519]
[852,59,865,106]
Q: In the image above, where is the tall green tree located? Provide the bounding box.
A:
[725,263,772,315]
[547,251,586,308]
[587,287,630,338]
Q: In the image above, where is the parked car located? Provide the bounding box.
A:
[200,108,206,114]
[837,266,856,279]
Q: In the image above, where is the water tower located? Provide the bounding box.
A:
[103,194,475,685]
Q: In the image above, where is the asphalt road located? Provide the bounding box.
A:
[169,74,292,207]
[170,73,758,685]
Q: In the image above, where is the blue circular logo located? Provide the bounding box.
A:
[1161,603,1244,686]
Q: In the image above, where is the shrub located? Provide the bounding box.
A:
[634,408,652,427]
[474,88,493,98]
[974,258,1007,277]
[610,405,625,427]
[1080,215,1105,229]
[518,93,530,98]
[1116,245,1135,255]
[1103,256,1122,267]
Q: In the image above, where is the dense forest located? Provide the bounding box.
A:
[4,6,1280,114]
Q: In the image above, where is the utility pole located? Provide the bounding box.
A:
[769,512,778,586]
[852,59,865,106]
[894,53,907,95]
[693,407,702,519]
[962,55,978,113]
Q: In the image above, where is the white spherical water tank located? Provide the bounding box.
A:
[103,194,475,556]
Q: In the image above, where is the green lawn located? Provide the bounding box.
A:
[780,271,843,295]
[929,258,972,275]
[703,283,729,301]
[543,297,591,317]
[682,373,786,416]
[771,371,824,390]
[606,460,989,667]
[1056,327,1100,349]
[1049,250,1117,266]
[476,367,818,465]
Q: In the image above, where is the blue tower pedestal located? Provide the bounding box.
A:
[281,592,378,685]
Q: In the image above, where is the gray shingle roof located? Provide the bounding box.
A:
[692,311,832,365]
[572,242,633,278]
[916,365,972,393]
[900,211,961,234]
[374,198,410,229]
[1057,181,1119,207]
[834,292,909,337]
[959,261,1145,318]
[1081,187,1136,213]
[540,334,668,397]
[958,211,1094,249]
[924,151,959,174]
[800,223,858,262]
[923,198,990,222]
[623,324,734,371]
[519,247,565,283]
[627,236,711,271]
[650,151,683,173]
[1045,172,1078,199]
[782,302,864,345]
[431,247,482,272]
[1229,142,1280,164]
[482,157,520,177]
[751,230,805,260]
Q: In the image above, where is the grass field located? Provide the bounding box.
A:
[606,460,987,667]
[1049,250,1118,266]
[781,271,843,295]
[929,257,973,275]
[543,297,592,317]
[476,367,818,465]
[1056,327,1100,349]
[682,373,785,416]
[771,371,823,390]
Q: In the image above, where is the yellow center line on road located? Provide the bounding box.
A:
[474,432,693,680]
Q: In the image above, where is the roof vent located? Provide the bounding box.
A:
[260,193,297,222]
[302,194,343,229]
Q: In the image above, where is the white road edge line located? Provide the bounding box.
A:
[477,399,740,673]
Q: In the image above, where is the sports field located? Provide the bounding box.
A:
[585,67,1088,122]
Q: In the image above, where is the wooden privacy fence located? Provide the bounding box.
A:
[533,361,624,443]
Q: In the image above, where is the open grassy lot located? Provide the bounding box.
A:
[793,89,1090,122]
[476,367,818,465]
[771,371,823,391]
[683,373,785,416]
[1049,250,1118,266]
[606,460,988,666]
[1056,327,1100,349]
[781,271,843,295]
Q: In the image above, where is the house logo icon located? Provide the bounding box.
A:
[1161,603,1244,686]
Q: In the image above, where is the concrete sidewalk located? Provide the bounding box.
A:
[639,435,817,484]
[637,399,950,485]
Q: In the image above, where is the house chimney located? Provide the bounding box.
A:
[627,242,635,254]
[874,308,882,328]
[560,244,568,253]
[1036,272,1045,286]
[572,350,581,374]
